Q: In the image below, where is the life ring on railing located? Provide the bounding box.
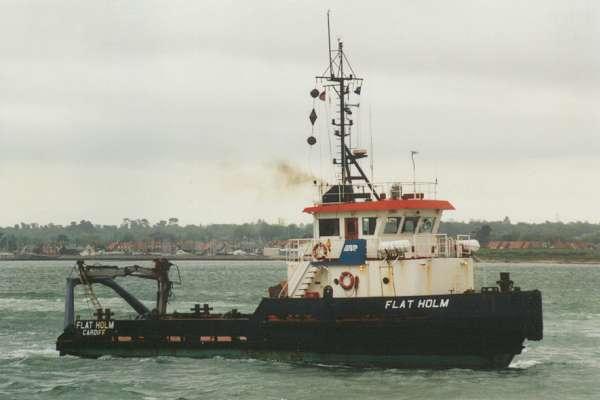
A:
[339,271,355,290]
[312,241,330,260]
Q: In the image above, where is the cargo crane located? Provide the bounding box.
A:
[63,258,174,329]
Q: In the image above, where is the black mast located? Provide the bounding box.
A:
[313,13,380,202]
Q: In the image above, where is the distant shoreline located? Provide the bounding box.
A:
[477,258,600,265]
[0,255,286,262]
[475,248,600,264]
[1,254,600,265]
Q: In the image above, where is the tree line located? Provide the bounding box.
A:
[0,219,313,252]
[0,217,599,252]
[440,217,600,245]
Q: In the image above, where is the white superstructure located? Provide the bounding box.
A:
[284,182,478,299]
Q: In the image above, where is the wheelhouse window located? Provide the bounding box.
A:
[362,217,377,235]
[383,217,402,234]
[318,218,340,237]
[402,216,420,233]
[419,217,436,233]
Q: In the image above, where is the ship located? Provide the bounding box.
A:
[56,17,543,368]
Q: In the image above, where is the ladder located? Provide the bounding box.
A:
[293,265,320,298]
[79,267,102,311]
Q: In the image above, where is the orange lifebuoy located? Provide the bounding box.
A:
[339,271,355,290]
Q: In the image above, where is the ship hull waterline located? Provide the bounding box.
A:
[57,346,516,369]
[57,290,543,369]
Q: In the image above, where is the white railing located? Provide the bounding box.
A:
[286,234,473,263]
[314,180,438,203]
[377,234,472,259]
[285,239,315,262]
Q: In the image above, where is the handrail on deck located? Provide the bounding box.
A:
[285,238,314,262]
[314,180,439,203]
[286,234,474,262]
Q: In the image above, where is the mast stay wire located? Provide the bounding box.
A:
[325,87,334,182]
[317,49,340,184]
[355,88,361,149]
[319,49,341,79]
[318,94,323,183]
[369,103,374,182]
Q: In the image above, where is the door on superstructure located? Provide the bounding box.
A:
[344,218,359,240]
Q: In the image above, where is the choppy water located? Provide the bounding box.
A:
[0,260,599,400]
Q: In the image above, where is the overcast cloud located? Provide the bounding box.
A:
[1,0,599,225]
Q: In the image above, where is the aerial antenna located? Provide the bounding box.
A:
[411,150,418,196]
[327,10,333,78]
[369,104,374,182]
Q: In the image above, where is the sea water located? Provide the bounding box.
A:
[0,260,598,400]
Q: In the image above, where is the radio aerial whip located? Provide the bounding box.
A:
[411,150,418,196]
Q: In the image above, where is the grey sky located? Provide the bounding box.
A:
[1,1,599,225]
